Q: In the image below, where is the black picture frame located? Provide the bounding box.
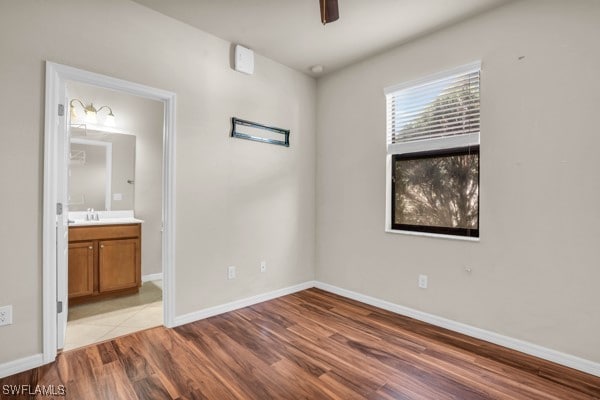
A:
[230,117,290,147]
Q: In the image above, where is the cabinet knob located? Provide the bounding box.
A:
[100,245,104,248]
[88,246,93,249]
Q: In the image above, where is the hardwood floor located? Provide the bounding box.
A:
[2,288,599,399]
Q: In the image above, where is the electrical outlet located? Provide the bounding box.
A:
[227,266,236,280]
[418,274,428,289]
[0,305,13,326]
[260,260,267,273]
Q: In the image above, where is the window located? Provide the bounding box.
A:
[385,62,480,238]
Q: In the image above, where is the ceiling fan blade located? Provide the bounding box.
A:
[319,0,339,25]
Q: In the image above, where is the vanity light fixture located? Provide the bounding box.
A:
[69,99,116,126]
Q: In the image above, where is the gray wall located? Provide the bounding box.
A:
[316,0,600,363]
[0,0,316,364]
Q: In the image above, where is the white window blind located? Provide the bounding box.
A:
[385,62,481,155]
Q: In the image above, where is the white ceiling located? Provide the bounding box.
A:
[133,0,512,77]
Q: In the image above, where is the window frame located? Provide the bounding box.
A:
[384,62,481,241]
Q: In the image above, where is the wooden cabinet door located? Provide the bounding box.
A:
[98,239,140,292]
[68,241,94,299]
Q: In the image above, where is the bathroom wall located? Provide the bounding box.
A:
[0,0,316,367]
[67,81,164,278]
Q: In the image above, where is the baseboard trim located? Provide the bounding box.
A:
[0,354,44,379]
[173,281,315,327]
[314,281,600,378]
[142,273,163,283]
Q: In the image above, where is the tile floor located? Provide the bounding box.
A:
[64,280,163,351]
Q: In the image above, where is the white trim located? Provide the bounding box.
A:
[162,94,177,328]
[142,272,164,283]
[71,123,129,135]
[173,281,315,327]
[385,155,392,231]
[384,61,481,95]
[0,354,44,379]
[43,62,61,364]
[43,62,177,366]
[58,63,175,101]
[387,133,479,155]
[385,228,480,242]
[314,281,600,378]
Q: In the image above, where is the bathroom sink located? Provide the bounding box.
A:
[69,217,144,227]
[68,210,143,226]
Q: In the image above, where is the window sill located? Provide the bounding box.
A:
[385,228,480,242]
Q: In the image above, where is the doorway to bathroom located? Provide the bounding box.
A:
[43,62,176,363]
[63,81,164,350]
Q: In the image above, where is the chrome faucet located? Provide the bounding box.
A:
[85,208,99,221]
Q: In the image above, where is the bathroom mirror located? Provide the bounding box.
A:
[68,130,136,211]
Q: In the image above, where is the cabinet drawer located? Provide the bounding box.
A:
[69,224,141,242]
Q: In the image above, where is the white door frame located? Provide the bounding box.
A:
[43,61,176,364]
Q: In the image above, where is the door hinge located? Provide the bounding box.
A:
[56,202,63,216]
[57,301,63,314]
[58,104,65,117]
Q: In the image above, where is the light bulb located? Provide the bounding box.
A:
[85,110,97,124]
[105,113,115,127]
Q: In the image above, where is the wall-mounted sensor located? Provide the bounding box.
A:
[234,44,254,75]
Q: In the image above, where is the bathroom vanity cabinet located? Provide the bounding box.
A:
[68,223,141,304]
